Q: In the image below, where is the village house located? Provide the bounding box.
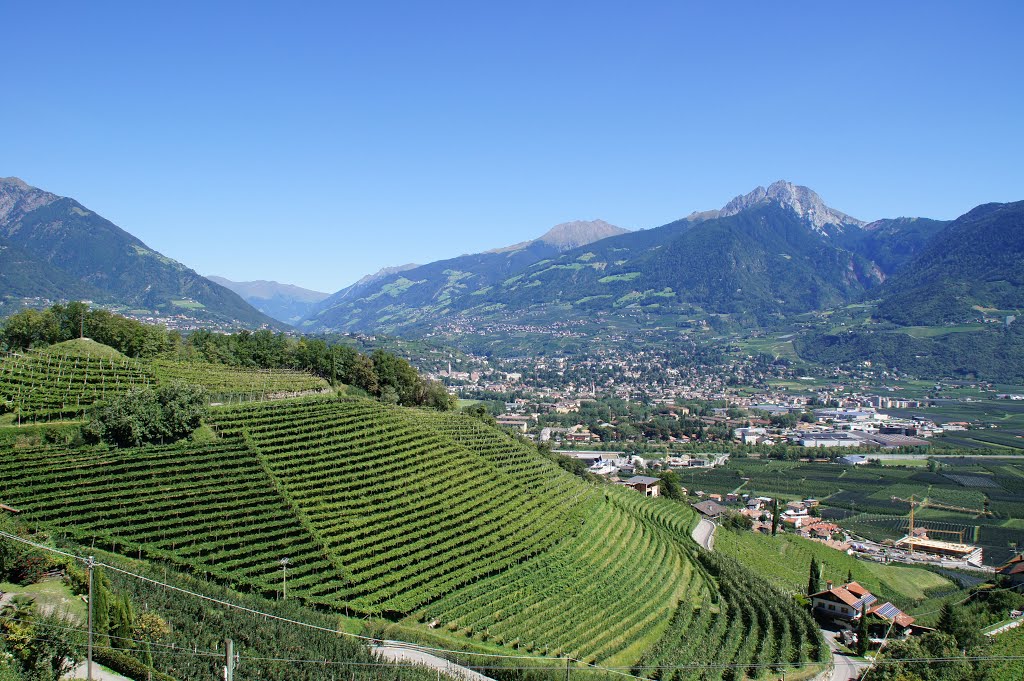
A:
[622,476,661,497]
[734,426,767,445]
[691,499,728,520]
[810,581,927,638]
[997,555,1024,587]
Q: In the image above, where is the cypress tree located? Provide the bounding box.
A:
[857,605,869,655]
[109,593,135,650]
[92,568,111,646]
[808,557,821,595]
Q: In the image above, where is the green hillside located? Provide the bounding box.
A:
[0,396,825,673]
[0,178,279,327]
[0,341,330,422]
[716,529,955,610]
[877,201,1024,325]
[0,339,156,422]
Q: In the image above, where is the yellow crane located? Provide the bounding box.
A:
[889,495,988,552]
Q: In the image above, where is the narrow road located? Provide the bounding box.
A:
[692,518,716,551]
[373,645,495,681]
[65,661,133,681]
[822,629,868,681]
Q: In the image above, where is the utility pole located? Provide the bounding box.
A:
[565,656,571,681]
[87,556,94,681]
[224,638,235,681]
[280,557,289,601]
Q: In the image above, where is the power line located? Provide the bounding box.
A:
[3,529,1024,679]
[0,613,220,656]
[0,530,568,663]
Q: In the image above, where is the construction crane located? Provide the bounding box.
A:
[889,495,986,553]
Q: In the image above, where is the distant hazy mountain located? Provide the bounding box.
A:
[0,177,278,327]
[303,182,932,333]
[489,219,630,253]
[301,220,629,331]
[207,276,330,325]
[876,201,1024,324]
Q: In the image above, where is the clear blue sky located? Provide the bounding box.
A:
[3,2,1022,293]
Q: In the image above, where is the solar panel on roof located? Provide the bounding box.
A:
[876,602,902,619]
[854,594,877,610]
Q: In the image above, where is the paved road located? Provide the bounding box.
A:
[65,661,133,681]
[373,645,495,681]
[692,518,716,551]
[821,629,867,681]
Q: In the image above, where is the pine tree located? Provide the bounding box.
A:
[847,568,854,584]
[771,498,780,536]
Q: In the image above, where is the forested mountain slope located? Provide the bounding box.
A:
[0,177,278,327]
[877,201,1024,324]
[304,181,944,334]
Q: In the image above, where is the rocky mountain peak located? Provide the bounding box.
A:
[688,180,865,235]
[0,177,60,226]
[537,219,629,251]
[352,263,420,287]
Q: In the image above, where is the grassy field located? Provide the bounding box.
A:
[0,577,86,621]
[715,529,956,609]
[894,325,987,338]
[735,334,800,360]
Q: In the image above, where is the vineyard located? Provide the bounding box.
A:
[0,339,155,422]
[0,340,331,421]
[714,527,956,610]
[685,457,1024,565]
[0,396,826,673]
[638,552,828,681]
[150,358,329,402]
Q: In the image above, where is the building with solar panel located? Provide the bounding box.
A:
[809,581,932,639]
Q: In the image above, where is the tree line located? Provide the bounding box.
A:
[0,303,455,410]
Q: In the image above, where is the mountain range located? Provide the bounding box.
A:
[2,176,1021,351]
[301,180,1022,335]
[207,276,330,325]
[0,177,277,327]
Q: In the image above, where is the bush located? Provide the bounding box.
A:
[84,382,207,447]
[93,647,176,681]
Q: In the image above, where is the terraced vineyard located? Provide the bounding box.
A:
[151,358,329,401]
[0,340,331,421]
[0,436,345,594]
[0,339,155,421]
[0,396,826,673]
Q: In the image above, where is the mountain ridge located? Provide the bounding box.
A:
[0,177,279,328]
[302,181,908,334]
[302,218,629,330]
[208,276,330,325]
